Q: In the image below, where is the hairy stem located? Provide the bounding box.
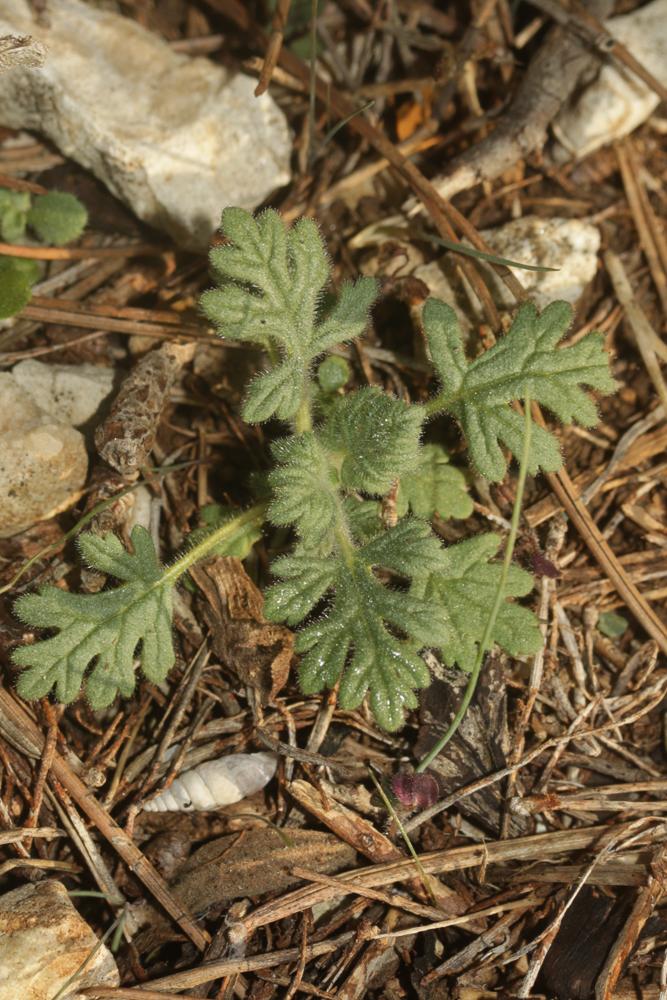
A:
[415,394,533,774]
[161,502,268,587]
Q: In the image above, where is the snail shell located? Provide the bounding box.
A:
[143,752,278,812]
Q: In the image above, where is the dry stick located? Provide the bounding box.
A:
[0,689,208,951]
[405,678,667,833]
[96,933,358,994]
[241,824,638,938]
[616,141,667,318]
[605,250,667,414]
[255,0,291,96]
[0,241,165,260]
[23,701,60,850]
[501,515,566,838]
[566,0,667,104]
[541,430,667,657]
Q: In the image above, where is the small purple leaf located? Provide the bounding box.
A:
[391,772,439,809]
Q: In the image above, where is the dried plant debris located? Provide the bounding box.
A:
[135,829,357,949]
[191,557,294,706]
[415,657,530,837]
[95,341,194,476]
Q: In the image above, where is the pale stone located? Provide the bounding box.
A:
[553,0,667,158]
[12,359,115,427]
[478,216,600,309]
[0,374,88,537]
[414,216,600,329]
[0,0,292,249]
[0,880,119,1000]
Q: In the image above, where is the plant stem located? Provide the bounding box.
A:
[368,768,438,906]
[415,394,533,774]
[294,390,313,434]
[161,502,268,587]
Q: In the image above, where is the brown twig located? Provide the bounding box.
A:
[254,0,291,96]
[0,689,208,950]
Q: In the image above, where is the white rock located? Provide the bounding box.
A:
[0,372,88,537]
[415,216,600,326]
[477,216,600,309]
[12,359,115,427]
[0,0,292,249]
[553,0,667,158]
[0,880,119,1000]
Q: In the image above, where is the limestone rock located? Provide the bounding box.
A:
[0,0,292,249]
[478,216,600,309]
[415,216,600,329]
[12,359,115,427]
[553,0,667,158]
[0,372,88,537]
[0,880,119,1000]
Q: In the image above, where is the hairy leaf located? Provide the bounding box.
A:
[423,299,616,481]
[27,191,88,245]
[204,208,378,422]
[0,189,30,242]
[0,256,39,319]
[268,433,340,549]
[322,387,424,494]
[13,527,174,708]
[412,533,542,672]
[266,520,447,730]
[396,444,472,520]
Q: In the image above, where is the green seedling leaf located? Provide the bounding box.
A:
[27,191,88,245]
[202,207,378,422]
[266,519,447,731]
[13,527,175,708]
[0,189,30,242]
[412,532,542,672]
[598,610,628,639]
[0,256,40,318]
[317,355,350,393]
[322,387,424,495]
[187,504,262,560]
[424,299,617,481]
[396,443,472,520]
[268,433,340,549]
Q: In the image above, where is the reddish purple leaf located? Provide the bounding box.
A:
[391,772,439,809]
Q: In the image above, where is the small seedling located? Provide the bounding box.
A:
[13,208,616,733]
[0,187,88,319]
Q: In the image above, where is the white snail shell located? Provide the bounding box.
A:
[143,752,278,812]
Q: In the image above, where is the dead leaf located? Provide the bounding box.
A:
[192,557,293,705]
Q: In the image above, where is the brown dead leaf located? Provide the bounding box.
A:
[191,557,293,704]
[134,828,357,950]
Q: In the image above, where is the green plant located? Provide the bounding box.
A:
[13,208,616,731]
[0,188,88,319]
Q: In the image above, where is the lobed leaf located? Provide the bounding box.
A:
[204,208,379,422]
[423,298,617,481]
[0,256,39,319]
[13,527,174,708]
[266,520,450,731]
[396,444,472,520]
[322,387,424,494]
[268,433,340,549]
[411,533,542,672]
[0,189,30,242]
